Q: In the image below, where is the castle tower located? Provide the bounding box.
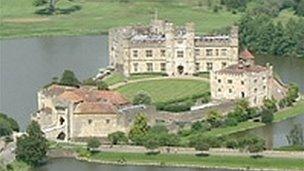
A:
[230,26,239,47]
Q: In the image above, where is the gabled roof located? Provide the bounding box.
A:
[240,49,254,60]
[74,102,118,114]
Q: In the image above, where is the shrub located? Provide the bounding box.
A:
[82,77,96,86]
[162,101,194,112]
[225,139,239,149]
[59,70,80,87]
[0,119,12,137]
[223,117,238,127]
[97,81,109,90]
[261,109,274,124]
[206,110,223,128]
[133,91,152,105]
[108,131,128,145]
[87,137,101,151]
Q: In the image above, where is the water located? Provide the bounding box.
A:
[255,55,304,93]
[30,158,235,171]
[235,114,304,149]
[0,35,109,129]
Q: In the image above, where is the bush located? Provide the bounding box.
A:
[108,131,128,145]
[97,81,109,90]
[206,110,223,128]
[225,139,239,149]
[0,119,12,137]
[162,100,194,112]
[261,109,274,124]
[59,70,80,87]
[87,138,101,151]
[223,117,238,127]
[82,77,96,86]
[133,91,152,105]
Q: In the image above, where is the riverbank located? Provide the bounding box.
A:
[203,100,304,137]
[0,0,240,39]
[74,151,304,171]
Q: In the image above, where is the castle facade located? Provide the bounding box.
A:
[109,19,239,76]
[210,50,287,107]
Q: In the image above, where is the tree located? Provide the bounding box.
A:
[238,136,265,156]
[143,133,160,153]
[82,77,96,86]
[87,137,101,152]
[33,0,76,14]
[108,131,128,145]
[263,98,277,113]
[206,110,222,128]
[97,81,109,90]
[16,121,48,166]
[0,113,19,132]
[133,91,152,105]
[286,124,304,146]
[190,135,211,156]
[129,114,149,145]
[0,119,12,137]
[59,70,80,87]
[261,109,274,124]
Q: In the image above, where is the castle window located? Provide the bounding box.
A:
[146,63,153,72]
[254,88,258,92]
[106,119,110,124]
[241,81,245,85]
[222,62,227,68]
[218,79,221,83]
[161,63,166,72]
[59,117,65,125]
[228,79,233,84]
[218,88,221,92]
[161,49,166,57]
[178,39,183,44]
[146,50,153,58]
[133,63,138,72]
[88,119,92,125]
[195,62,200,71]
[221,49,227,56]
[263,85,266,90]
[241,92,245,98]
[215,49,219,56]
[206,62,213,70]
[254,79,257,83]
[133,50,138,58]
[177,50,184,58]
[206,49,213,56]
[229,89,232,93]
[195,49,200,56]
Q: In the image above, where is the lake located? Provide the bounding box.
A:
[30,158,236,171]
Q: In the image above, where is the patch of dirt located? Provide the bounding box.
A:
[2,17,50,23]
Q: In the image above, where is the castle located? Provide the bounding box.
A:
[32,85,156,141]
[109,18,239,76]
[211,50,287,106]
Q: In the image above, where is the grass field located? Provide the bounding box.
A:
[0,0,241,39]
[89,152,304,170]
[116,79,209,103]
[104,72,163,86]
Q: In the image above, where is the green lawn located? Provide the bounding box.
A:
[116,79,209,103]
[104,72,164,86]
[89,152,304,170]
[0,0,241,39]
